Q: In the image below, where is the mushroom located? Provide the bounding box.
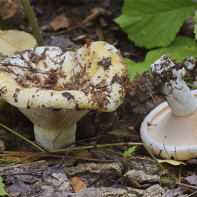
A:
[140,55,197,160]
[0,41,127,150]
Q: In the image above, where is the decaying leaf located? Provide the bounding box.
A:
[0,0,23,20]
[158,159,186,166]
[0,30,36,56]
[50,14,70,31]
[184,174,197,185]
[8,177,31,194]
[68,176,87,193]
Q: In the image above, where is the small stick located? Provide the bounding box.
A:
[20,0,45,46]
[187,190,197,197]
[56,148,71,168]
[177,182,197,190]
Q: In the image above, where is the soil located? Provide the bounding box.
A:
[0,0,197,196]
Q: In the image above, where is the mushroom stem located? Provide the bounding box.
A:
[151,55,197,116]
[19,108,89,150]
[34,124,76,150]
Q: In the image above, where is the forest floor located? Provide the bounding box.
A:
[0,0,197,196]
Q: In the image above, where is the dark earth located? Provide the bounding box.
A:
[1,0,197,196]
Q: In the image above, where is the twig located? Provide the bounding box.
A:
[177,182,197,190]
[20,0,45,46]
[188,190,197,197]
[56,148,71,168]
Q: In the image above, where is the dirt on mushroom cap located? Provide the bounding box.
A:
[0,41,128,111]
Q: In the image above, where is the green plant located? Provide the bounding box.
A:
[115,0,197,49]
[123,146,137,158]
[0,177,8,196]
[115,0,197,80]
[127,36,197,80]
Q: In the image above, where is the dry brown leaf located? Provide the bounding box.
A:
[0,0,24,20]
[68,176,87,193]
[50,14,70,31]
[72,149,93,158]
[82,8,110,24]
[0,30,36,56]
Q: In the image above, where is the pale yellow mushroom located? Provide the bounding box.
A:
[0,41,128,150]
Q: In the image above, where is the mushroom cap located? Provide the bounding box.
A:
[0,41,127,111]
[140,89,197,160]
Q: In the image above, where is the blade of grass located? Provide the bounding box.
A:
[0,158,16,163]
[186,82,197,89]
[0,123,45,152]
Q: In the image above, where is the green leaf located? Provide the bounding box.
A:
[0,177,8,196]
[126,58,150,81]
[194,10,197,40]
[115,0,197,49]
[123,146,137,158]
[127,36,197,80]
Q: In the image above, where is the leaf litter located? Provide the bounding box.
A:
[0,0,197,196]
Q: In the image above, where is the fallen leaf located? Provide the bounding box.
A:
[82,8,110,24]
[72,149,93,158]
[7,177,31,193]
[158,159,186,166]
[68,177,87,193]
[50,14,69,31]
[184,174,197,185]
[186,158,197,165]
[0,0,17,20]
[0,30,36,56]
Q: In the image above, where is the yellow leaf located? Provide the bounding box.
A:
[0,30,36,56]
[158,159,186,166]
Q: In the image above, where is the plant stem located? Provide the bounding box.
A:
[186,82,197,89]
[51,142,143,153]
[51,142,165,170]
[0,158,16,163]
[0,123,45,152]
[20,0,45,46]
[0,134,164,169]
[142,144,165,170]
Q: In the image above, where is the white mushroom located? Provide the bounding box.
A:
[0,41,127,150]
[140,55,197,160]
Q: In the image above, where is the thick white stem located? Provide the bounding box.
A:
[151,55,197,116]
[34,123,76,150]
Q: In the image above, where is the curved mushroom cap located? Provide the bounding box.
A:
[0,41,127,111]
[141,90,197,160]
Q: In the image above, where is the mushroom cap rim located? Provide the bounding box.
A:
[140,89,197,153]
